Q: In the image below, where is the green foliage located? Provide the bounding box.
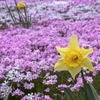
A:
[93,71,100,94]
[85,82,99,100]
[64,88,75,100]
[56,95,62,100]
[3,83,13,100]
[78,90,86,100]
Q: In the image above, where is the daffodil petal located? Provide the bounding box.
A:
[86,57,91,61]
[81,58,94,71]
[54,59,71,70]
[68,34,80,50]
[56,46,69,58]
[80,47,93,59]
[69,66,81,79]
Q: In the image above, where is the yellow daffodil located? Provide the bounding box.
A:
[17,2,25,10]
[54,34,94,79]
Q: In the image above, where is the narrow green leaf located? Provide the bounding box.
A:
[56,95,62,100]
[3,83,13,100]
[6,4,16,24]
[79,90,86,100]
[64,88,75,100]
[13,0,22,22]
[24,7,27,23]
[85,83,99,100]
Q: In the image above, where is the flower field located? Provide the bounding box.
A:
[0,0,100,100]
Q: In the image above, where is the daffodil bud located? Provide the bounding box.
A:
[17,2,25,10]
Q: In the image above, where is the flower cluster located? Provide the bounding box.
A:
[0,0,100,100]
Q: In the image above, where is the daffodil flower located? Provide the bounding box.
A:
[17,2,25,10]
[54,34,94,79]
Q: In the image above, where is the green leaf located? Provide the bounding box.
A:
[64,88,75,100]
[56,95,62,100]
[6,4,17,25]
[79,90,86,100]
[3,83,13,100]
[85,82,99,100]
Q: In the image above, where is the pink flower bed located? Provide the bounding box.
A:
[0,0,100,99]
[0,17,100,99]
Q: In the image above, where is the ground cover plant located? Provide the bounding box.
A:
[0,0,100,100]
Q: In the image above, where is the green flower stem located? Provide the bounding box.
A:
[14,0,22,22]
[6,4,16,25]
[81,69,87,99]
[18,10,26,21]
[81,70,86,86]
[24,7,29,28]
[24,7,27,22]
